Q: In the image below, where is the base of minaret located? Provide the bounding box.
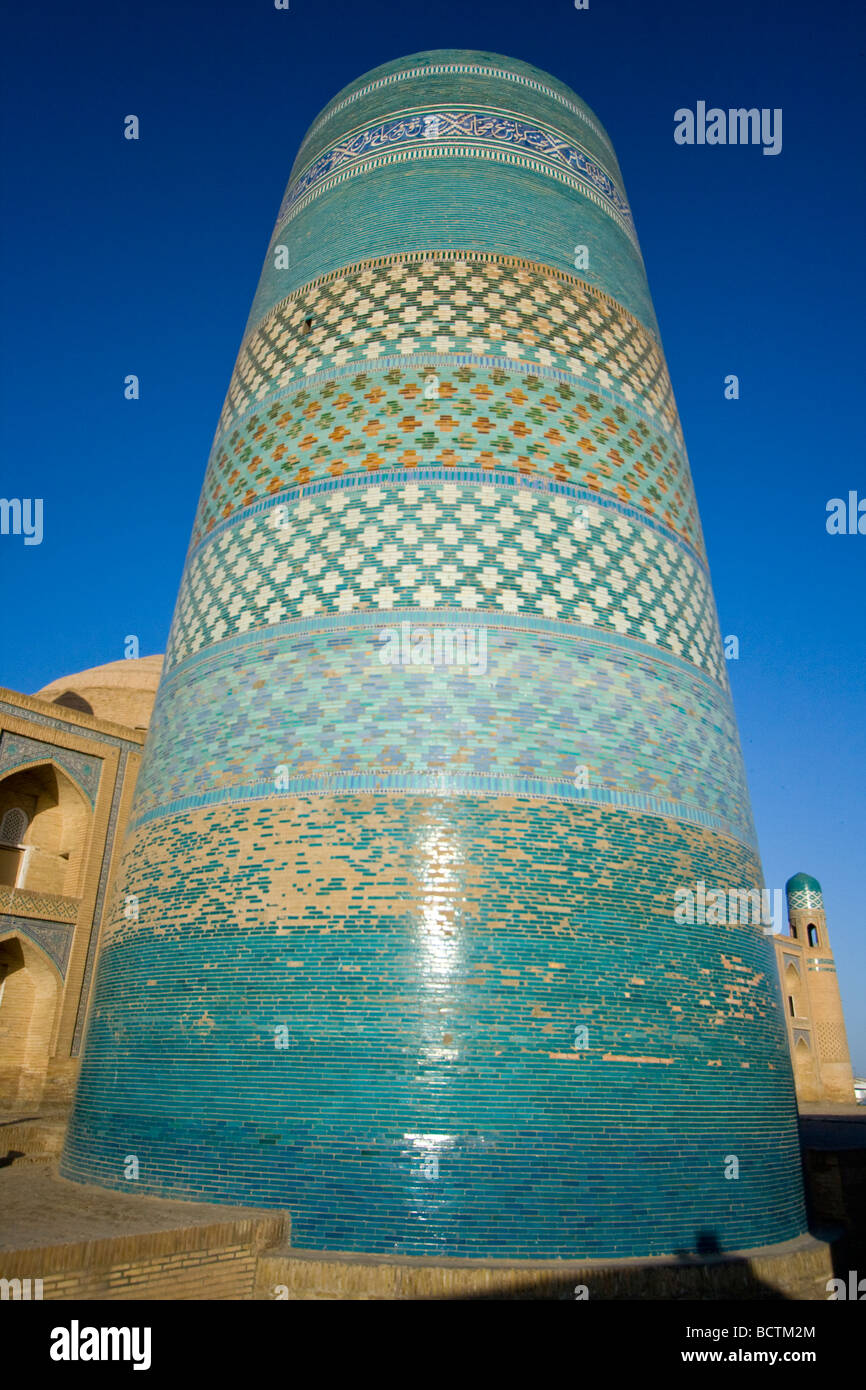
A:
[251,1233,840,1301]
[0,1159,839,1300]
[5,1114,861,1301]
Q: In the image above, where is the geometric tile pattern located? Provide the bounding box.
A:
[198,353,698,553]
[787,884,825,912]
[815,1021,849,1062]
[172,482,722,681]
[136,625,754,844]
[0,884,79,924]
[219,255,680,444]
[279,109,635,244]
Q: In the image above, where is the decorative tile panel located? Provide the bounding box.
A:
[173,479,721,683]
[135,624,754,846]
[279,109,635,246]
[222,256,679,443]
[0,731,102,804]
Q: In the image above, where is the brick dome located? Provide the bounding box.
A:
[35,656,164,730]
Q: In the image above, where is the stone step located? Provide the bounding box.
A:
[1,1170,291,1301]
[0,1116,67,1166]
[254,1232,836,1301]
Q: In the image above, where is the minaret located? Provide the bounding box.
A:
[776,872,856,1105]
[62,51,807,1259]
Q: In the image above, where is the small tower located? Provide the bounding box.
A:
[775,872,856,1105]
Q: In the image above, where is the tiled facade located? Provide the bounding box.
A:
[172,481,721,676]
[61,50,807,1257]
[0,685,147,1106]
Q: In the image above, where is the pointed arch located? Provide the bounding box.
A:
[0,762,92,896]
[0,756,92,808]
[0,930,63,1104]
[784,961,802,1021]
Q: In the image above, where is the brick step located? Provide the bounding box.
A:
[254,1232,835,1301]
[0,1117,67,1166]
[2,1189,291,1301]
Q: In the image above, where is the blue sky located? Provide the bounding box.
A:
[2,0,863,1069]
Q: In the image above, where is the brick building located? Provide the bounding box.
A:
[773,873,856,1106]
[0,659,160,1108]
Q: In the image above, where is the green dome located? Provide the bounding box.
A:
[786,872,822,895]
[786,872,824,911]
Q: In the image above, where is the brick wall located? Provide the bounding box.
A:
[2,1216,287,1301]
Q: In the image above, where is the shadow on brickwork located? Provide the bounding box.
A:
[671,1229,790,1301]
[439,1114,866,1300]
[429,1230,790,1301]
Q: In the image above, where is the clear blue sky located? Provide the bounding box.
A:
[2,0,863,1069]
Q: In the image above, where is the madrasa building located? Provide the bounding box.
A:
[0,50,859,1299]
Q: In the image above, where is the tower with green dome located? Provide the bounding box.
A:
[774,872,856,1104]
[786,871,825,913]
[61,51,809,1259]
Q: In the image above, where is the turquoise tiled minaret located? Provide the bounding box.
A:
[62,52,807,1259]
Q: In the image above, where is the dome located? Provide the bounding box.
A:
[35,656,163,731]
[786,872,824,911]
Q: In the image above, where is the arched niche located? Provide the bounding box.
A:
[0,932,62,1105]
[0,762,91,897]
[784,961,802,1020]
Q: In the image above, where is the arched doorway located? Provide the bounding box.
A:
[0,933,62,1106]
